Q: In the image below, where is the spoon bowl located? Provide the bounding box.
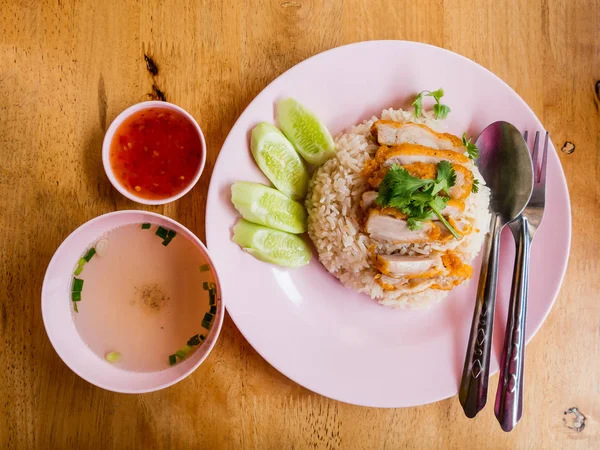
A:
[477,122,535,223]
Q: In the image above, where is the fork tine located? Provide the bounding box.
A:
[531,131,540,180]
[539,132,549,184]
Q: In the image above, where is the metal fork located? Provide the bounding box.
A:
[494,131,549,431]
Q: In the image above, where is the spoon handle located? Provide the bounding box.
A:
[459,213,502,418]
[495,216,530,431]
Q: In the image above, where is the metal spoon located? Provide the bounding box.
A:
[459,121,533,418]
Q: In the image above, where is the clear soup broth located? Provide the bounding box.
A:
[71,223,217,372]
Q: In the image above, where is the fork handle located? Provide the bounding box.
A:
[459,213,502,418]
[495,216,531,431]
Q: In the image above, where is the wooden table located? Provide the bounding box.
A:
[1,0,598,448]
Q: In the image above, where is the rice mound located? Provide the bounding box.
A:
[306,108,491,308]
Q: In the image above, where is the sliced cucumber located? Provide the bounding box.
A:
[276,98,335,166]
[231,181,307,234]
[232,220,312,268]
[250,122,308,200]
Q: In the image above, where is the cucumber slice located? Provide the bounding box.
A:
[231,181,307,234]
[276,98,335,166]
[250,122,308,200]
[232,220,312,268]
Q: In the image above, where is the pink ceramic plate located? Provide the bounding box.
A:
[206,41,571,407]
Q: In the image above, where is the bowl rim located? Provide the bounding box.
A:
[102,101,207,205]
[41,210,224,393]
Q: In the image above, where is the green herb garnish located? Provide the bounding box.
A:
[209,289,216,306]
[161,238,172,247]
[181,345,193,355]
[202,281,209,290]
[201,312,214,330]
[199,264,210,272]
[376,162,461,239]
[83,247,96,262]
[72,277,84,292]
[210,305,216,314]
[200,334,206,341]
[167,229,176,239]
[472,178,480,193]
[462,133,479,159]
[170,343,195,365]
[72,291,81,301]
[105,352,120,363]
[412,88,451,120]
[141,223,151,229]
[156,226,168,239]
[74,258,86,276]
[187,334,201,346]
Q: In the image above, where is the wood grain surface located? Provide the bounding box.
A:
[1,0,598,448]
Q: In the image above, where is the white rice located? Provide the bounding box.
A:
[306,108,491,308]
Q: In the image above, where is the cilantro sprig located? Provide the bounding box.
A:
[412,88,451,120]
[376,162,461,239]
[462,133,479,159]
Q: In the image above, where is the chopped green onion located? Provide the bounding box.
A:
[209,289,216,305]
[187,334,200,346]
[78,258,86,266]
[105,352,120,362]
[141,223,151,229]
[209,282,216,290]
[175,350,186,360]
[203,282,209,290]
[201,312,214,330]
[199,264,210,272]
[74,265,84,276]
[169,354,177,365]
[156,226,168,239]
[167,229,176,239]
[161,238,172,247]
[72,278,84,292]
[210,305,216,314]
[72,291,81,301]
[180,345,193,356]
[83,247,96,262]
[73,303,79,313]
[200,334,205,341]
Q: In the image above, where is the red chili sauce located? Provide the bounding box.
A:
[109,107,203,200]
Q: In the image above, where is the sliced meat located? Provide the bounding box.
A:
[360,191,378,211]
[374,254,442,278]
[379,144,471,167]
[441,199,465,217]
[371,120,464,151]
[374,250,473,292]
[366,161,473,201]
[375,273,438,293]
[365,210,441,243]
[447,217,473,236]
[429,251,473,290]
[448,165,474,199]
